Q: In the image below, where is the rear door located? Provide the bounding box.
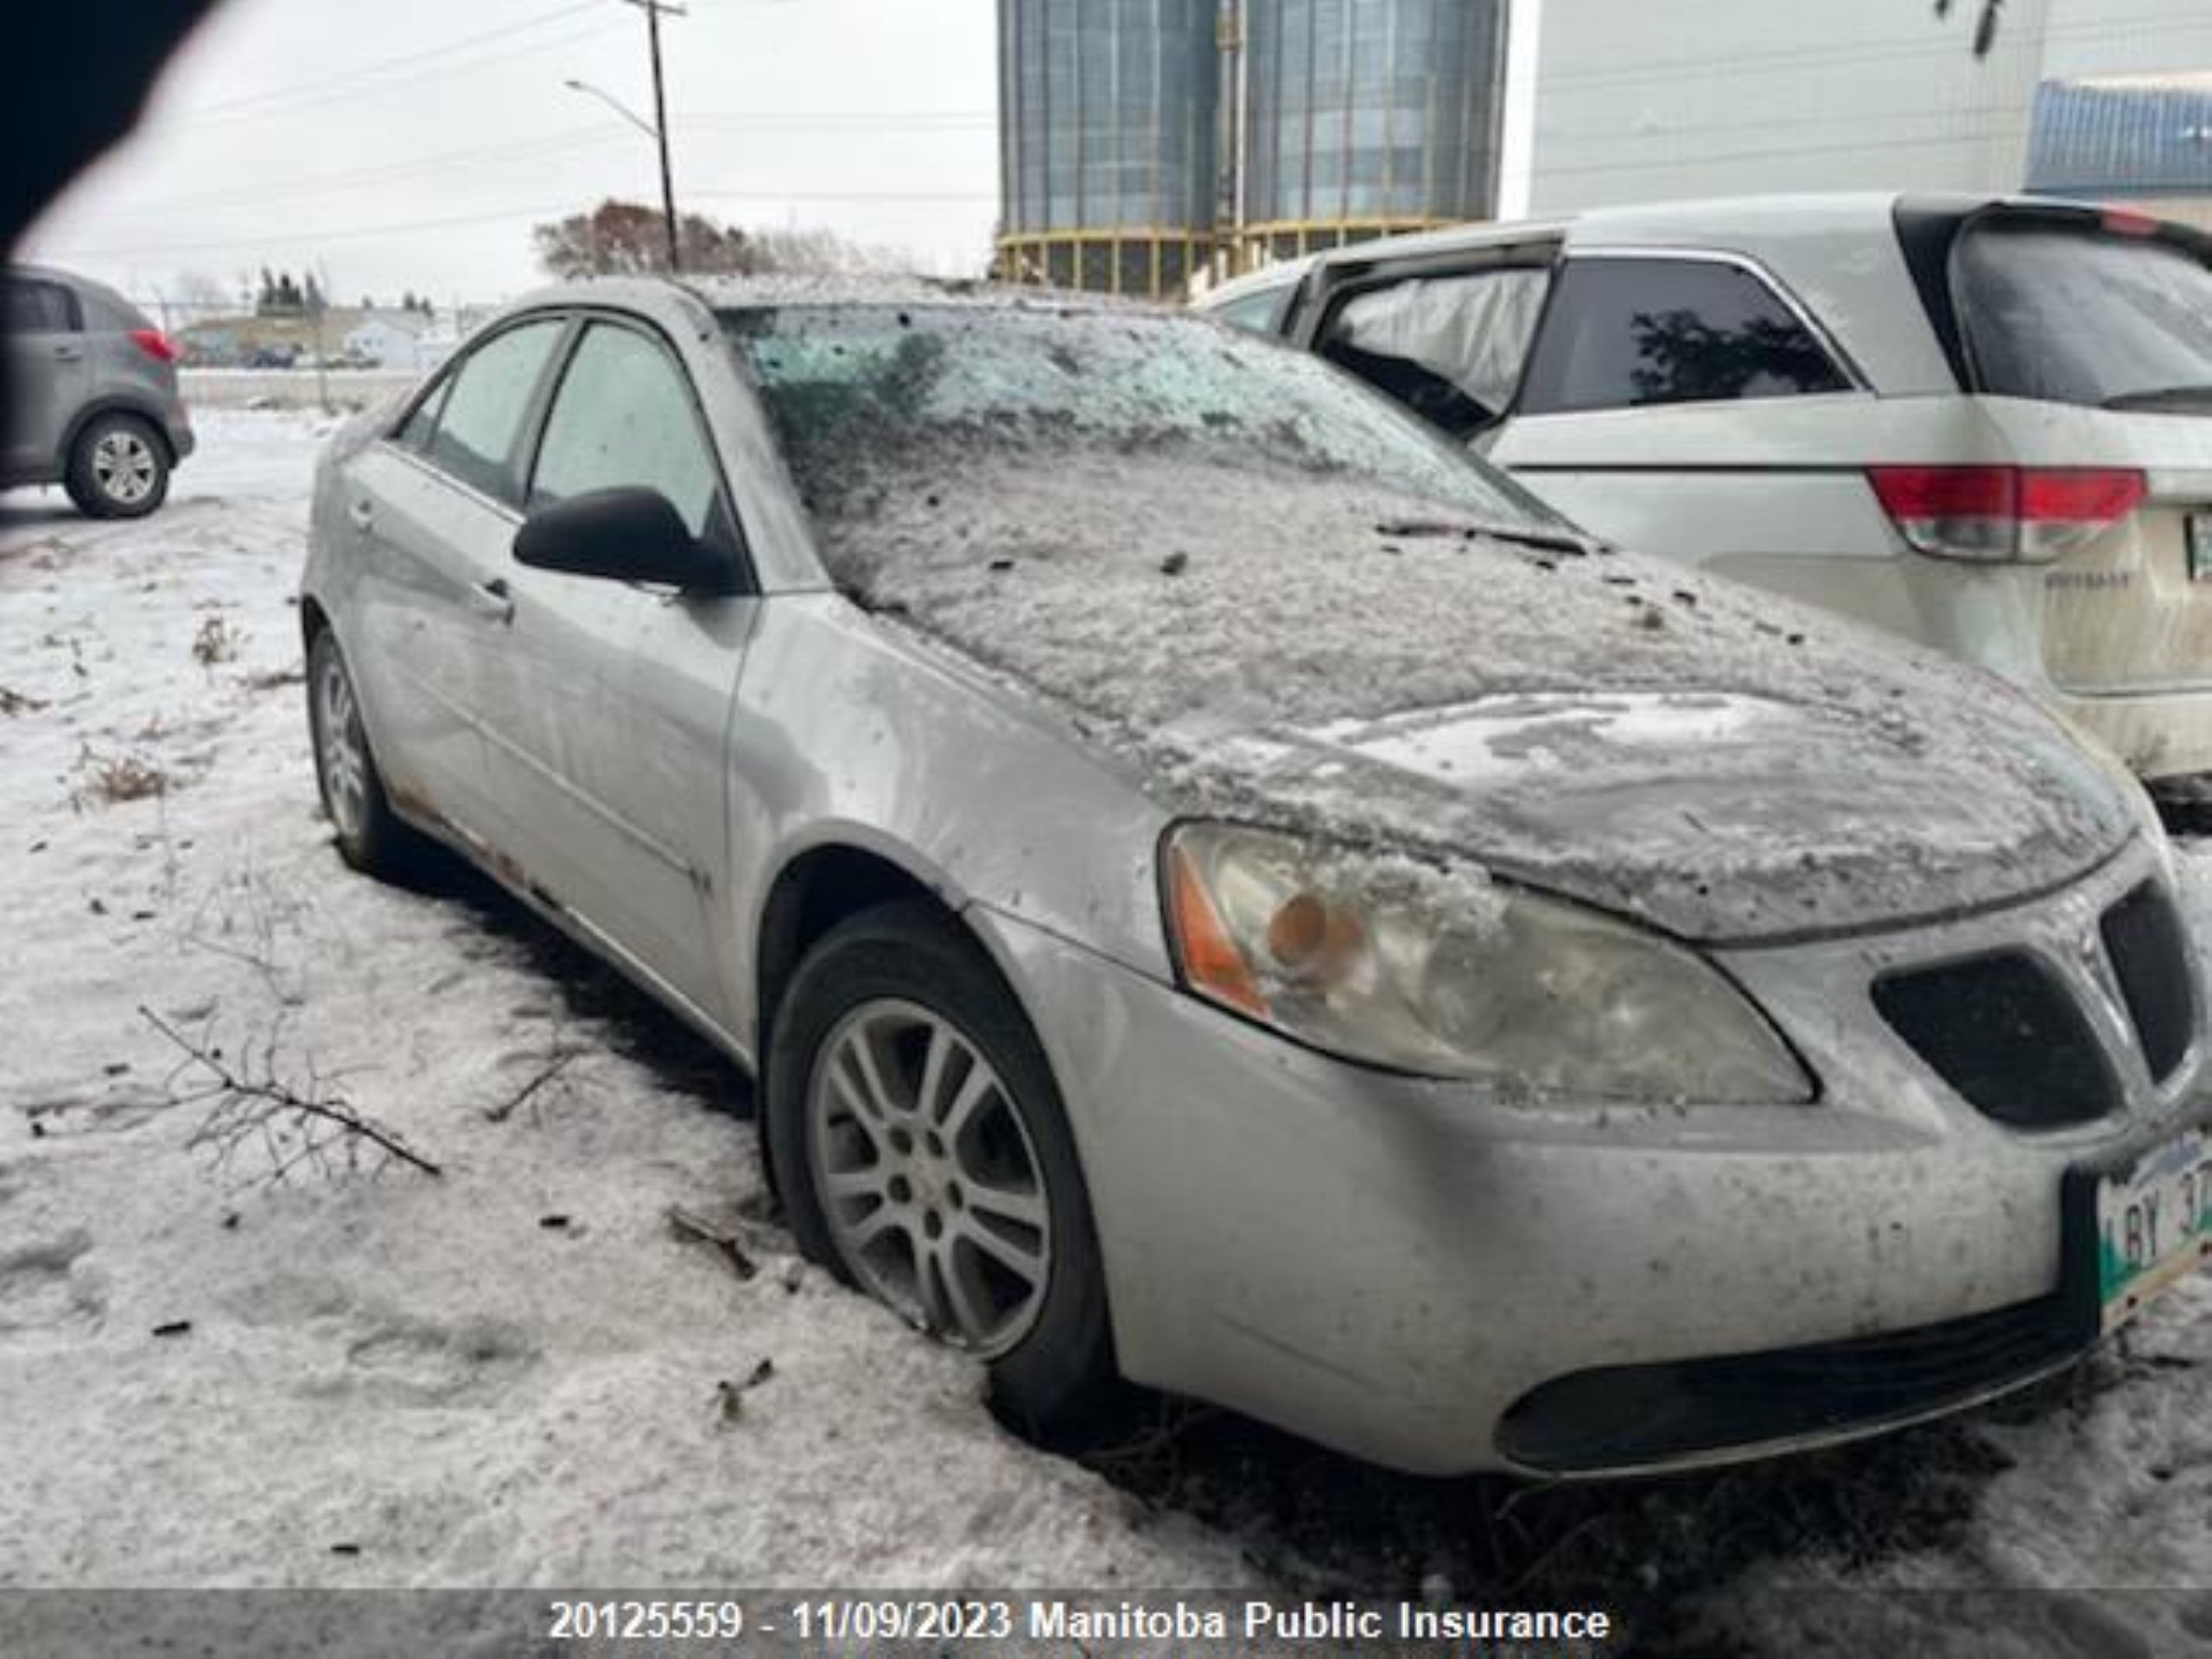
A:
[340,315,569,842]
[1488,253,1895,587]
[2,275,90,478]
[485,315,757,1020]
[1948,213,2212,701]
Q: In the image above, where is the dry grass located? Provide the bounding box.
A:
[76,744,170,805]
[192,613,244,667]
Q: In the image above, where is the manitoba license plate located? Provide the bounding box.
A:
[2096,1129,2212,1332]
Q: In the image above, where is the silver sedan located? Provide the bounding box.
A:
[301,277,2211,1476]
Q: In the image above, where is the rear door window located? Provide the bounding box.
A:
[1517,257,1850,415]
[1955,220,2212,411]
[423,319,565,504]
[1318,265,1552,437]
[3,278,78,334]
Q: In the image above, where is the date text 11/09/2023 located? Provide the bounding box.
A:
[543,1598,1618,1646]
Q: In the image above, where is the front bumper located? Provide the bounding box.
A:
[978,840,2204,1477]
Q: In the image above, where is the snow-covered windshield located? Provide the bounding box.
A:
[721,302,1563,537]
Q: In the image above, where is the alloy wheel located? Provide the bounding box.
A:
[315,649,369,842]
[805,997,1052,1357]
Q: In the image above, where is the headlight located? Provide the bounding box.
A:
[1162,823,1812,1104]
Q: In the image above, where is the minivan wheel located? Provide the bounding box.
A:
[766,901,1118,1435]
[65,413,169,519]
[307,629,428,879]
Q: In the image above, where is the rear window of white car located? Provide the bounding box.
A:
[1955,219,2212,412]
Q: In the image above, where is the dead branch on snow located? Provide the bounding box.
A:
[140,1006,442,1182]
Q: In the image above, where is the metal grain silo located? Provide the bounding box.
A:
[1236,0,1509,267]
[997,0,1220,299]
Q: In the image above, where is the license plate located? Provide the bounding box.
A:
[2096,1129,2212,1332]
[2189,514,2212,582]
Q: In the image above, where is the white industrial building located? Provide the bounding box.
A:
[1511,0,2212,214]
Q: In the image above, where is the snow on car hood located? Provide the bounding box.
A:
[833,452,2134,944]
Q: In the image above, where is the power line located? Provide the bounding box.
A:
[103,127,633,215]
[41,185,999,262]
[174,13,625,125]
[184,1,605,117]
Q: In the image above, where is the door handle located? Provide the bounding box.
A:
[51,342,83,361]
[465,576,515,625]
[346,499,375,532]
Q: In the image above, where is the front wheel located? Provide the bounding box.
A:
[766,901,1118,1435]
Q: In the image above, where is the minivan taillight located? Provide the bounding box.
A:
[128,327,179,365]
[1867,466,2145,563]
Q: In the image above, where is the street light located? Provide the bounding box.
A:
[564,73,682,271]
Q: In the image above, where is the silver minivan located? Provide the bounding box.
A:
[1200,194,2212,806]
[2,263,194,518]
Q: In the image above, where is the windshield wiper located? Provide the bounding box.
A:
[2101,385,2212,412]
[1376,517,1611,558]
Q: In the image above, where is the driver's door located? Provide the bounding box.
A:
[477,315,757,1022]
[1295,247,1559,449]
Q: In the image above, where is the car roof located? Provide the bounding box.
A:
[4,261,113,298]
[4,262,145,323]
[1303,191,2039,266]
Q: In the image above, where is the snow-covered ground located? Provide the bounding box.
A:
[0,413,1245,1596]
[2,411,2209,1651]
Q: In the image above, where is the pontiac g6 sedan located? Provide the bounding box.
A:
[302,278,2211,1476]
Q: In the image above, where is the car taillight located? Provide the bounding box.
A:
[1866,466,2146,563]
[129,327,179,364]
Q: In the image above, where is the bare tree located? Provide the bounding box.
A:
[532,199,759,278]
[533,200,912,280]
[170,268,231,318]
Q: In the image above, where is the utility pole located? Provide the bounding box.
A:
[622,0,685,272]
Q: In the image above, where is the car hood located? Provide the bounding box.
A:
[1179,689,2133,940]
[833,453,2136,944]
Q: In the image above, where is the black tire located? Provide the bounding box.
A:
[766,900,1120,1437]
[64,412,170,519]
[306,628,431,880]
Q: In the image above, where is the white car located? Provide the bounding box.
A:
[1200,194,2212,806]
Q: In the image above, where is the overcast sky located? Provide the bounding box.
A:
[24,0,1001,315]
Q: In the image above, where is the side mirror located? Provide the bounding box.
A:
[513,486,738,595]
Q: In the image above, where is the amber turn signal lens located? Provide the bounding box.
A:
[1168,846,1268,1016]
